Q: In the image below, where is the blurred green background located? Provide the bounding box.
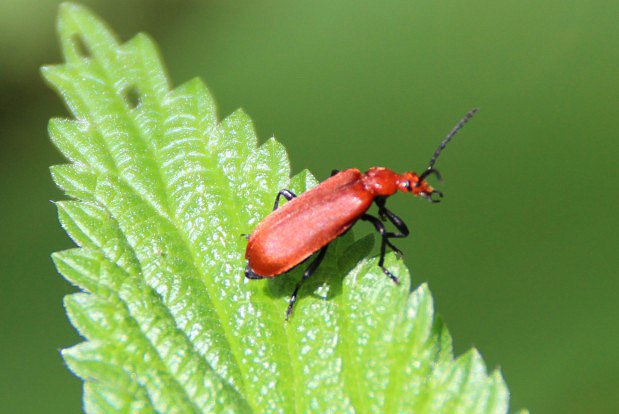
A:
[1,0,617,412]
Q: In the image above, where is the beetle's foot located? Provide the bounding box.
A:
[421,191,443,204]
[392,247,404,259]
[285,298,296,321]
[385,240,403,258]
[430,190,444,203]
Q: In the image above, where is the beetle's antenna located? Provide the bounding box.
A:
[425,108,479,173]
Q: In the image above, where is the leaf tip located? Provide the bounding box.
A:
[58,2,85,17]
[57,2,101,28]
[39,64,53,78]
[50,250,62,266]
[57,2,92,36]
[417,281,431,294]
[62,291,82,314]
[489,366,507,384]
[228,107,252,125]
[40,64,64,87]
[56,1,119,63]
[465,346,484,364]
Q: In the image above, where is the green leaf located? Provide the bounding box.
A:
[45,3,522,413]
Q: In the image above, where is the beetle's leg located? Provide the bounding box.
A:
[361,214,401,284]
[378,208,410,240]
[375,199,410,237]
[375,197,389,221]
[245,263,268,280]
[373,199,410,258]
[273,189,297,210]
[286,245,329,320]
[331,169,340,176]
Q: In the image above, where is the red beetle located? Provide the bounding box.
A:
[245,109,479,319]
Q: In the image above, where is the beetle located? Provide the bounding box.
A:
[245,108,479,319]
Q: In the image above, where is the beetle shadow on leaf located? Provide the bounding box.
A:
[264,233,375,305]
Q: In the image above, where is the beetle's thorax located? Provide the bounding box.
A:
[362,167,434,197]
[362,167,399,196]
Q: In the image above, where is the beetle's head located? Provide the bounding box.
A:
[398,170,443,203]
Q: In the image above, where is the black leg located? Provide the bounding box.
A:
[360,215,400,284]
[286,246,329,320]
[331,169,340,177]
[273,189,297,210]
[361,204,410,284]
[375,198,410,240]
[379,205,409,257]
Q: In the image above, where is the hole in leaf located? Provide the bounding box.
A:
[123,86,141,109]
[71,35,91,58]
